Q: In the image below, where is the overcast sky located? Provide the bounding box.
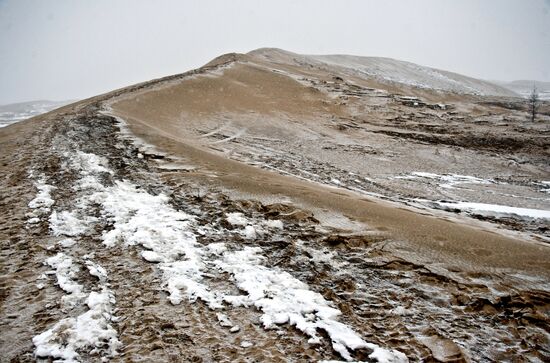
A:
[0,0,549,104]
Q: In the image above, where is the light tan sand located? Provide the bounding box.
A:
[2,48,549,362]
[109,51,550,279]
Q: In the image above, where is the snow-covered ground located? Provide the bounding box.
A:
[26,147,407,362]
[33,254,120,362]
[27,172,120,362]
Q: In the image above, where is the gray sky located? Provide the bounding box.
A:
[1,0,549,104]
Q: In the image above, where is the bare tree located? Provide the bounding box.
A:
[528,84,539,122]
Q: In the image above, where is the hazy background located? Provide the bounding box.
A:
[1,0,549,104]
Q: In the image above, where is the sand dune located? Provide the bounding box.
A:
[1,48,549,362]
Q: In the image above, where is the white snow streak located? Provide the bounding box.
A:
[396,172,494,189]
[29,162,121,362]
[437,201,550,220]
[213,246,407,362]
[27,177,55,223]
[49,210,89,237]
[226,212,249,226]
[35,254,119,361]
[30,150,406,362]
[538,181,550,194]
[45,253,86,309]
[33,286,120,362]
[265,219,284,229]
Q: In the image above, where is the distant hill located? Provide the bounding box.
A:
[0,99,74,127]
[248,48,518,97]
[493,80,550,100]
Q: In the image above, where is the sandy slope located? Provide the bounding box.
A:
[1,48,549,362]
[249,48,518,97]
[112,48,549,238]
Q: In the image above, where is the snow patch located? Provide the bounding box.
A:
[437,201,550,220]
[206,242,227,255]
[86,260,108,282]
[396,172,494,189]
[65,151,112,176]
[90,181,195,250]
[34,257,120,362]
[27,177,55,222]
[141,250,165,263]
[243,225,257,239]
[59,238,77,248]
[216,312,233,327]
[33,288,121,362]
[49,210,89,237]
[226,212,248,226]
[537,181,550,194]
[50,150,405,362]
[45,253,85,308]
[215,247,407,362]
[161,258,223,308]
[28,179,55,210]
[265,219,284,229]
